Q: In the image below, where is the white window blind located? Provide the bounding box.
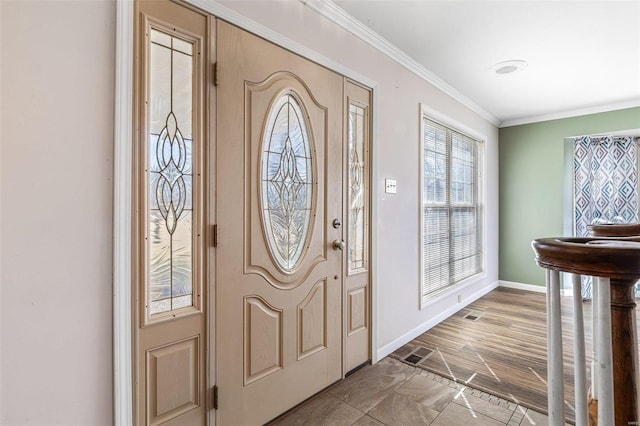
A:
[422,117,482,302]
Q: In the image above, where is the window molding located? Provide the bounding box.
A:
[420,105,486,143]
[419,104,487,309]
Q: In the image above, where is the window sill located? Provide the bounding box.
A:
[420,271,488,309]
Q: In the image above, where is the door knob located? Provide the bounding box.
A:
[333,240,346,251]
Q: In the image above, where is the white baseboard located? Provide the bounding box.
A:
[499,279,573,296]
[499,280,546,293]
[375,280,498,361]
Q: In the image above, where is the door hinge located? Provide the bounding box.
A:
[212,62,219,86]
[213,385,219,410]
[212,224,218,247]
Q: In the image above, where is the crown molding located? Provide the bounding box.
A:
[500,99,640,128]
[186,0,377,89]
[301,0,501,127]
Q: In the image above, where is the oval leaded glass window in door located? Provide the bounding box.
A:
[260,93,314,273]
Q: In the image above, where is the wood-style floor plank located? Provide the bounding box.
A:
[391,287,640,424]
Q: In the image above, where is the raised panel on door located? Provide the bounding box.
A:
[298,280,328,359]
[244,296,283,384]
[216,21,343,425]
[134,1,210,425]
[146,336,200,424]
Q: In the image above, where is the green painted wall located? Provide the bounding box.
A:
[499,107,640,286]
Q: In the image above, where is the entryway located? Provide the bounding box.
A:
[132,1,372,424]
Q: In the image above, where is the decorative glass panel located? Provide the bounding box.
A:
[348,104,366,272]
[148,28,194,315]
[261,93,313,272]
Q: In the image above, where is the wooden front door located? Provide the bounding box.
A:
[134,1,210,425]
[216,21,344,425]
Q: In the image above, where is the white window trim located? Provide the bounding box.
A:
[419,104,487,309]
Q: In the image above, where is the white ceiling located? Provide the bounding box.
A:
[331,0,640,126]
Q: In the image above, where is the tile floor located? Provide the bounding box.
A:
[270,357,554,426]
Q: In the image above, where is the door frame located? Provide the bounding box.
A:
[113,1,378,423]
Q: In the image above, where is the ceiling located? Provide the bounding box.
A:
[330,0,640,127]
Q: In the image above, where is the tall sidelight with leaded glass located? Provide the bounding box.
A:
[147,27,198,317]
[134,2,208,425]
[348,104,367,272]
[344,81,371,373]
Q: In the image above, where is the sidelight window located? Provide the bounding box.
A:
[146,27,199,316]
[348,103,368,272]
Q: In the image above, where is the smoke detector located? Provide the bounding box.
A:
[492,60,528,75]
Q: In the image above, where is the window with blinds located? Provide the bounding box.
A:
[421,116,483,304]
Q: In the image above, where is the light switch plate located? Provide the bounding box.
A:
[385,178,397,194]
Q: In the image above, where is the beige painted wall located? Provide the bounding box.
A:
[1,1,115,424]
[0,0,498,424]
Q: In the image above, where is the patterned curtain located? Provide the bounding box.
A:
[574,135,639,299]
